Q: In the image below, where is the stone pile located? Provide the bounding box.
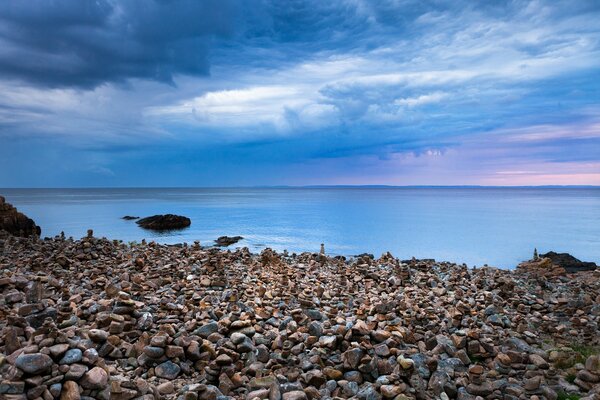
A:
[1,232,599,400]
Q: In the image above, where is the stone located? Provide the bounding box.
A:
[466,383,493,396]
[80,367,108,390]
[398,355,415,370]
[529,354,549,369]
[586,355,600,373]
[59,349,83,365]
[380,384,405,398]
[195,321,219,337]
[60,381,80,400]
[155,361,181,379]
[524,376,542,391]
[157,382,175,394]
[143,346,165,359]
[0,381,25,394]
[88,329,109,342]
[215,354,233,366]
[15,353,53,374]
[282,391,307,400]
[65,364,88,380]
[342,348,363,369]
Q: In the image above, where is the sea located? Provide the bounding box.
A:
[1,187,599,269]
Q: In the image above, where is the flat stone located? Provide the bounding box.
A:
[466,382,493,396]
[282,391,307,400]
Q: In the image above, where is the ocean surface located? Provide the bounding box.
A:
[1,187,599,269]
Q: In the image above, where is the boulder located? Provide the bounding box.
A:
[136,214,191,230]
[0,195,41,237]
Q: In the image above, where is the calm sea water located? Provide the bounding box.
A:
[1,187,598,268]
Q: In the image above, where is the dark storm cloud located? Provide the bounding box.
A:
[0,0,237,88]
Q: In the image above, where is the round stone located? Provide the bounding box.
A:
[59,348,83,365]
[15,353,53,374]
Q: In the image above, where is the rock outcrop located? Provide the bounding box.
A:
[518,251,597,277]
[541,251,597,273]
[0,195,40,237]
[136,214,191,230]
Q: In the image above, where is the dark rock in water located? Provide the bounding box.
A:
[215,235,243,247]
[136,214,191,230]
[122,216,139,220]
[0,195,41,237]
[540,251,597,273]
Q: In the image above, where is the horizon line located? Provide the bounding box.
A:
[1,184,599,190]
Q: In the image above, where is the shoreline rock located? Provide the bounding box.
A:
[517,251,598,277]
[136,214,191,230]
[0,195,41,237]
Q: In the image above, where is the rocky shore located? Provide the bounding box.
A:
[1,232,599,400]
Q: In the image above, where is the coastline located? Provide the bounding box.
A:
[1,232,599,400]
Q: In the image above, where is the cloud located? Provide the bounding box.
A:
[0,0,238,88]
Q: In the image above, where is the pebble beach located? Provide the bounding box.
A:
[1,229,600,400]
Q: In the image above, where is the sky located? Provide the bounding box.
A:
[0,0,599,187]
